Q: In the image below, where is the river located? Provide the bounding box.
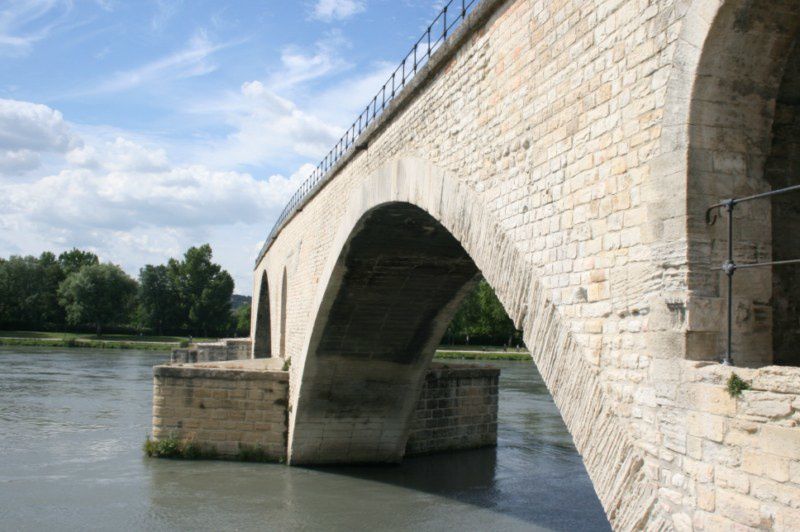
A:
[0,347,609,531]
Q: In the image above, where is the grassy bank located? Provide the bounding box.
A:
[434,350,531,361]
[0,331,217,351]
[0,331,530,361]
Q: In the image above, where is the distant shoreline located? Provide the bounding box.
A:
[0,334,531,361]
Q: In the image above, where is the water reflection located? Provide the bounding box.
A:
[0,348,609,531]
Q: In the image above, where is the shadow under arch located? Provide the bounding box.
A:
[282,158,662,529]
[253,271,272,358]
[290,202,481,463]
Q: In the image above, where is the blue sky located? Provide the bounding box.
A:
[0,0,444,293]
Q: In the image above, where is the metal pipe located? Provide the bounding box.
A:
[722,200,735,366]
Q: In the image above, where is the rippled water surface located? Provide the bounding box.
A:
[0,347,609,531]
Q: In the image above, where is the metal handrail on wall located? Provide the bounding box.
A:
[257,0,480,264]
[705,183,800,366]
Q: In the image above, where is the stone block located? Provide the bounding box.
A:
[716,490,762,528]
[760,425,800,460]
[742,450,790,483]
[681,383,737,416]
[687,411,726,443]
[715,466,750,494]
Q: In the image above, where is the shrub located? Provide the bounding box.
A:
[143,435,217,459]
[726,372,751,398]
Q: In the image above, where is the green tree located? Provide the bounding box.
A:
[445,278,521,346]
[138,264,183,335]
[58,263,138,335]
[0,253,65,329]
[235,302,251,337]
[168,244,234,337]
[36,252,66,327]
[58,248,99,276]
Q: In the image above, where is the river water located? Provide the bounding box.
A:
[0,347,609,531]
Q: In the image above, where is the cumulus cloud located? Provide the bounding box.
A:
[187,80,341,169]
[311,0,365,22]
[0,97,311,292]
[0,98,80,175]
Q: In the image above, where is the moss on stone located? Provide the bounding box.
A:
[726,372,751,398]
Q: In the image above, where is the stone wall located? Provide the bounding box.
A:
[649,362,800,530]
[405,364,499,456]
[152,359,288,460]
[152,360,499,461]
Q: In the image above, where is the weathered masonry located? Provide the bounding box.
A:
[152,352,499,461]
[240,0,800,530]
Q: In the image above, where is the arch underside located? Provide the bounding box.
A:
[290,203,479,464]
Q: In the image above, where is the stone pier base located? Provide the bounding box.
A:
[151,360,499,462]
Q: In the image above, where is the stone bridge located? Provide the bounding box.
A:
[248,0,800,529]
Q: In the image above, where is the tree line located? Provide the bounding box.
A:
[444,278,523,347]
[0,244,244,337]
[0,245,519,345]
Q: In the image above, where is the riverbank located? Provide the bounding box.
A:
[0,332,532,360]
[435,350,530,361]
[0,331,217,351]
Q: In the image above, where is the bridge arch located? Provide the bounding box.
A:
[252,271,272,359]
[283,157,662,529]
[677,0,800,366]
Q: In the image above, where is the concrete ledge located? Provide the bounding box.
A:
[155,359,288,382]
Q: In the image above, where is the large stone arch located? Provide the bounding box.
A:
[681,0,800,366]
[285,157,666,530]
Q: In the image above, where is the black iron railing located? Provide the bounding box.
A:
[257,0,480,264]
[705,183,800,365]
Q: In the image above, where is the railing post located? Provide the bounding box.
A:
[722,199,736,366]
[427,26,431,57]
[443,5,448,38]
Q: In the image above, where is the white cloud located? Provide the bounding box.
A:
[151,0,182,32]
[0,97,312,293]
[80,31,233,95]
[185,80,341,169]
[311,0,365,22]
[0,0,70,55]
[268,32,350,90]
[0,98,80,175]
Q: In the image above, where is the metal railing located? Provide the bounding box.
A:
[705,183,800,365]
[257,0,480,263]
